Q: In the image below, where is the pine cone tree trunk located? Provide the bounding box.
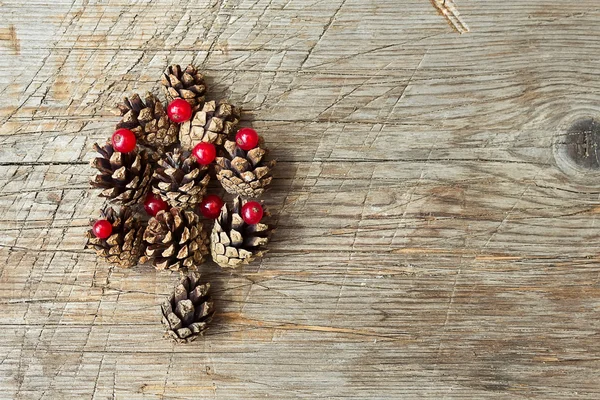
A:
[161,272,214,343]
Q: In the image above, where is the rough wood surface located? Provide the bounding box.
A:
[1,0,600,398]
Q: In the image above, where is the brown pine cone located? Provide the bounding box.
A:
[85,206,144,268]
[90,142,152,205]
[215,140,275,198]
[116,92,179,150]
[161,272,214,343]
[211,197,271,268]
[178,100,241,150]
[141,208,210,272]
[161,64,207,111]
[152,148,210,209]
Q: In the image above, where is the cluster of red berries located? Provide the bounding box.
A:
[93,99,265,240]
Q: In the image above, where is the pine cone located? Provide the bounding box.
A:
[116,92,179,150]
[215,140,275,198]
[90,142,152,205]
[142,208,210,272]
[161,272,214,343]
[85,206,144,268]
[179,100,241,150]
[211,197,271,268]
[161,64,207,111]
[152,149,210,209]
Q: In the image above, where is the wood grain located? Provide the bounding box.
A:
[1,0,600,398]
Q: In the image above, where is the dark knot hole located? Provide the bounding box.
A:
[560,118,600,170]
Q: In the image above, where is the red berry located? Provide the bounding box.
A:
[192,142,216,165]
[167,98,193,123]
[111,128,137,153]
[235,128,260,151]
[241,201,263,225]
[199,194,224,219]
[92,219,113,239]
[143,193,168,217]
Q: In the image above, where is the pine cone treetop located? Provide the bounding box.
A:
[211,197,271,268]
[215,140,275,198]
[152,148,210,209]
[179,100,241,150]
[161,64,207,111]
[116,92,179,150]
[90,142,152,205]
[161,272,214,343]
[142,208,210,272]
[85,206,144,268]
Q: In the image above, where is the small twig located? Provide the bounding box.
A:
[430,0,470,34]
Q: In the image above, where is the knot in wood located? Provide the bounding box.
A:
[562,118,600,169]
[555,118,600,173]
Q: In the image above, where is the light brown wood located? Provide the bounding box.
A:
[2,0,600,398]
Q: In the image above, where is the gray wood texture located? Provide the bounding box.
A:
[1,0,600,398]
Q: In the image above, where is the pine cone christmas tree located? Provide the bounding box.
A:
[215,140,275,198]
[85,206,144,268]
[161,64,207,111]
[179,100,241,150]
[116,92,179,150]
[211,197,271,268]
[161,272,214,343]
[90,142,152,205]
[85,64,279,341]
[142,208,210,272]
[152,148,210,209]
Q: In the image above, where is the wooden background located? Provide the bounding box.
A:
[1,0,600,398]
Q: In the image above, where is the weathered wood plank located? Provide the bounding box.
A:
[1,0,600,399]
